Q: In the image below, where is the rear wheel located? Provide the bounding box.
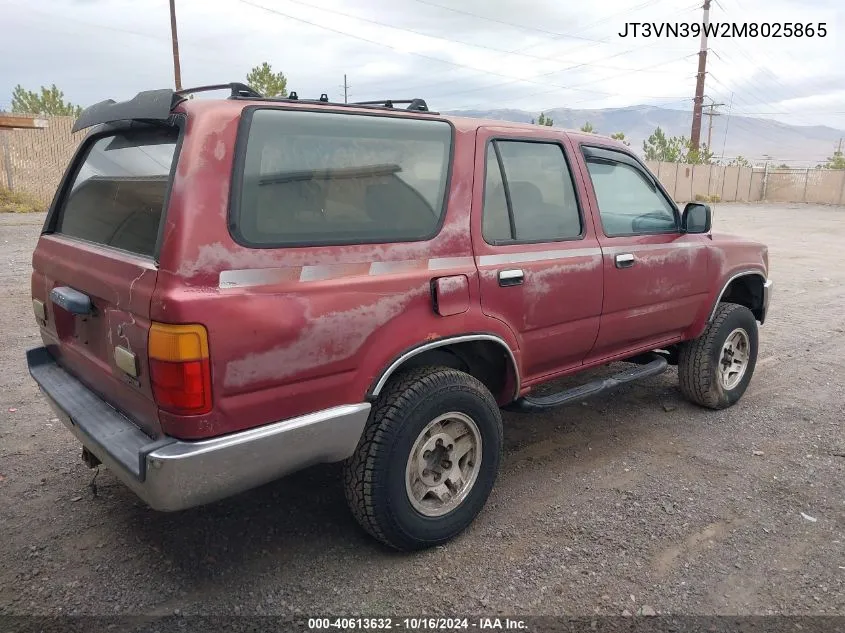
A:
[343,367,502,551]
[678,302,759,409]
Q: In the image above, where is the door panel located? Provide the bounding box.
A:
[575,144,711,360]
[589,236,709,358]
[471,129,603,382]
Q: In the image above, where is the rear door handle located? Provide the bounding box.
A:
[498,269,524,287]
[50,286,93,315]
[615,253,635,269]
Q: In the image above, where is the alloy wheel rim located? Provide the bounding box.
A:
[405,412,482,517]
[719,328,750,390]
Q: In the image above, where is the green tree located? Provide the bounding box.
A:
[642,126,684,162]
[643,126,714,164]
[686,142,714,165]
[776,163,791,169]
[726,156,751,168]
[11,84,82,117]
[246,62,288,97]
[610,131,630,146]
[821,150,845,169]
[533,112,553,126]
[580,121,595,133]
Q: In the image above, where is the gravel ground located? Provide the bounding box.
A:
[0,204,843,619]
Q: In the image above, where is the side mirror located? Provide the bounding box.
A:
[682,202,712,234]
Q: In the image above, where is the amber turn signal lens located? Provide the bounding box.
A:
[149,323,212,415]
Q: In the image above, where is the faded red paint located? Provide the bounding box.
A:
[31,98,769,441]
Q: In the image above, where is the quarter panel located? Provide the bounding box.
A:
[153,116,491,439]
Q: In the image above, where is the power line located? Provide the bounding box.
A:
[238,0,690,104]
[407,0,607,43]
[453,53,696,111]
[264,0,687,75]
[373,0,700,98]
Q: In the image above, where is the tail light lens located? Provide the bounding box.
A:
[148,323,212,415]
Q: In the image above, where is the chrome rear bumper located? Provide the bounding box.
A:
[26,347,370,511]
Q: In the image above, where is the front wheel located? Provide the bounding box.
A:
[678,302,759,409]
[343,367,503,551]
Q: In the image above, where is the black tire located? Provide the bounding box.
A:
[678,302,759,409]
[343,366,503,551]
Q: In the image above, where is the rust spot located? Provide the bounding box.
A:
[425,332,439,341]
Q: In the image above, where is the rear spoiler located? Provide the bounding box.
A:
[71,83,262,133]
[72,89,178,133]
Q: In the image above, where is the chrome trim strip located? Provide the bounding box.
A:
[368,260,426,275]
[220,256,476,288]
[428,256,475,270]
[219,268,297,288]
[602,242,703,255]
[477,248,602,267]
[371,334,520,400]
[708,270,768,322]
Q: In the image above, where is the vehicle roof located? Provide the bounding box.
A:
[177,97,631,151]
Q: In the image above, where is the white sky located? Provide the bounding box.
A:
[1,0,843,129]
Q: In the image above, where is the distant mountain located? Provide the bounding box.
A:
[446,105,845,165]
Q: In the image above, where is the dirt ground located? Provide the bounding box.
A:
[0,203,843,619]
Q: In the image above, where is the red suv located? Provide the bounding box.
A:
[26,83,771,550]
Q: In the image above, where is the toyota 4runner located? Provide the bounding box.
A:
[26,83,772,550]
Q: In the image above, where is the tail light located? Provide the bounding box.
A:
[148,323,212,415]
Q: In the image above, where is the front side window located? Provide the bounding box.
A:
[233,109,453,246]
[584,150,678,236]
[56,128,179,257]
[482,140,582,244]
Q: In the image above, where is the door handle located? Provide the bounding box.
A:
[50,286,93,315]
[615,253,635,269]
[498,269,524,287]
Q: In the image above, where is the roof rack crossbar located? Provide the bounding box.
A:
[176,82,263,99]
[352,99,429,112]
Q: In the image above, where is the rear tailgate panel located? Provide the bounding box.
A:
[33,235,162,437]
[31,124,182,439]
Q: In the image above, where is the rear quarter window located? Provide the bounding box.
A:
[231,109,453,246]
[55,128,179,258]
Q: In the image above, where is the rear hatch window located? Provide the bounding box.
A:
[55,128,179,257]
[232,109,452,246]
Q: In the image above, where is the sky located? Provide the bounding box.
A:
[1,0,843,130]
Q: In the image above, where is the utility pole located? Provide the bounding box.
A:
[169,0,182,91]
[690,0,711,154]
[341,74,350,104]
[703,99,725,149]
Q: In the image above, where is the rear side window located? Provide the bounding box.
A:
[482,140,582,244]
[233,109,452,246]
[56,128,178,257]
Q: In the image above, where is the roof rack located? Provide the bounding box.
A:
[72,84,436,133]
[352,99,430,112]
[176,82,263,99]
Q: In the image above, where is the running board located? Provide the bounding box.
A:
[506,354,668,413]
